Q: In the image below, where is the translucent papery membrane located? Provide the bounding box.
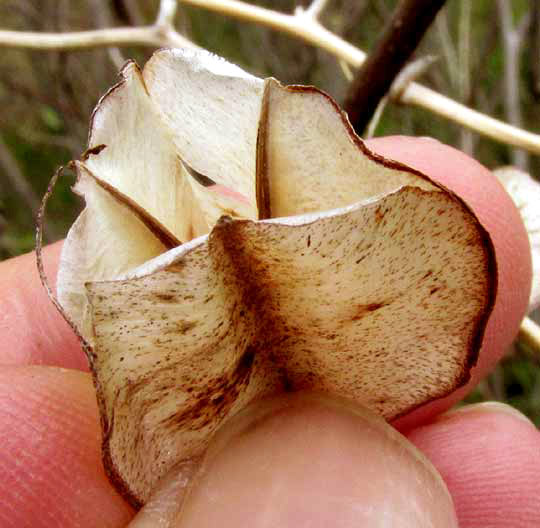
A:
[86,186,494,506]
[54,48,496,507]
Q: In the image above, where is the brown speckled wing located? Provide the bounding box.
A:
[86,185,494,507]
[256,79,437,219]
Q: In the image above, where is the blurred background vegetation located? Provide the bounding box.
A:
[0,0,538,424]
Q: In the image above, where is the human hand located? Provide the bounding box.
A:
[0,137,538,527]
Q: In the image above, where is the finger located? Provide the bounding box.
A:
[365,136,532,428]
[130,393,458,528]
[0,366,133,527]
[0,242,87,370]
[407,402,540,528]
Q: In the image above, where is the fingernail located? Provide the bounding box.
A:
[127,460,198,528]
[174,392,458,527]
[442,402,535,426]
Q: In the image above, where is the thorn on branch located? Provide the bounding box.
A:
[364,55,437,138]
[156,0,179,29]
[389,54,438,102]
[295,0,330,20]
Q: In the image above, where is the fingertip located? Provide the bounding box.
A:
[155,394,458,527]
[407,402,540,528]
[0,366,133,527]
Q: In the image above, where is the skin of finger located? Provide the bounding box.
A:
[170,393,458,528]
[0,365,134,528]
[407,405,540,528]
[364,137,532,430]
[3,366,534,528]
[0,241,87,370]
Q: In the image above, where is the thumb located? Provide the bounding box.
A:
[129,393,457,527]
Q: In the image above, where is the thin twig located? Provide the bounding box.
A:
[343,0,447,133]
[519,317,540,356]
[456,0,473,155]
[88,0,126,70]
[338,59,354,81]
[365,100,386,139]
[156,0,179,27]
[457,0,471,102]
[1,0,193,52]
[365,55,438,138]
[435,8,459,88]
[298,0,330,20]
[0,26,193,49]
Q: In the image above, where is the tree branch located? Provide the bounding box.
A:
[0,0,193,52]
[178,0,540,154]
[0,25,193,50]
[1,0,540,155]
[343,0,447,134]
[519,317,540,356]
